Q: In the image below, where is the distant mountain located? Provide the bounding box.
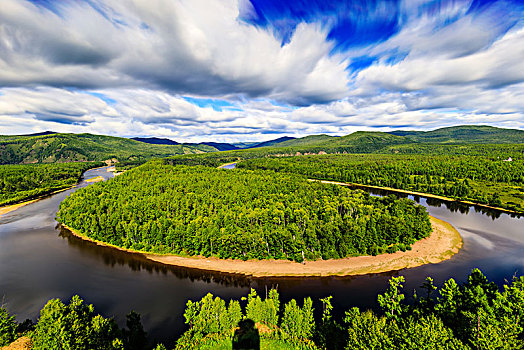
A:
[262,126,523,154]
[263,132,410,153]
[270,135,334,147]
[231,142,259,148]
[132,136,299,151]
[131,137,179,145]
[0,133,215,165]
[388,125,524,144]
[247,136,296,148]
[198,142,239,151]
[17,131,57,137]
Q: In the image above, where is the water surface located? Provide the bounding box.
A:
[1,166,523,345]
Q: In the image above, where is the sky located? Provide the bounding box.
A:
[0,0,523,143]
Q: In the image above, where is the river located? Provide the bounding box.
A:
[0,166,523,345]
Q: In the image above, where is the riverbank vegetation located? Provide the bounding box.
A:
[238,154,524,213]
[1,269,522,349]
[0,162,102,207]
[57,161,432,262]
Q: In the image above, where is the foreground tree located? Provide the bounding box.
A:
[0,306,17,346]
[32,295,124,350]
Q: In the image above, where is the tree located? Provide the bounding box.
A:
[0,306,17,346]
[32,295,123,350]
[122,311,148,350]
[281,298,315,343]
[377,276,406,321]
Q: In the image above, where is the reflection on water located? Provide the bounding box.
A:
[58,226,252,288]
[1,166,523,345]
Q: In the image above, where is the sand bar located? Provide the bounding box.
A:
[62,216,462,277]
[0,200,39,217]
[0,186,76,218]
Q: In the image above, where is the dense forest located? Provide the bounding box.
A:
[0,133,215,165]
[0,162,102,206]
[387,125,524,144]
[238,154,524,213]
[57,161,432,262]
[1,269,522,349]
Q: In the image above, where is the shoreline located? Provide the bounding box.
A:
[217,161,238,169]
[309,179,522,215]
[0,186,76,218]
[0,165,111,218]
[61,216,462,277]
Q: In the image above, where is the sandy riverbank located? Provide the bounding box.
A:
[62,216,462,277]
[0,186,77,218]
[217,161,238,169]
[0,200,40,217]
[0,165,113,218]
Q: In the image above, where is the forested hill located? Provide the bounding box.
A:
[388,125,524,144]
[0,133,216,164]
[249,126,523,153]
[240,131,413,154]
[58,161,432,262]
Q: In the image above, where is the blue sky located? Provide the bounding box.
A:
[0,0,523,142]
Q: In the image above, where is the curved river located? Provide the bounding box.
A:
[1,166,523,345]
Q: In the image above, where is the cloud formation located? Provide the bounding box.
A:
[0,0,523,141]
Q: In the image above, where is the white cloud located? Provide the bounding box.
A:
[0,0,350,105]
[0,0,523,140]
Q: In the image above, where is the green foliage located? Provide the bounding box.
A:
[239,152,524,212]
[177,293,242,349]
[32,295,123,350]
[57,162,432,262]
[2,269,521,349]
[0,132,215,165]
[313,296,346,350]
[199,337,310,350]
[0,306,17,346]
[345,309,466,350]
[176,288,320,350]
[0,162,101,206]
[281,298,315,342]
[345,269,524,350]
[433,269,524,349]
[245,288,280,328]
[391,125,524,144]
[377,276,406,321]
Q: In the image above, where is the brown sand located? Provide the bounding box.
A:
[85,176,104,183]
[0,186,75,218]
[217,161,238,169]
[0,337,32,350]
[63,216,462,277]
[0,200,39,217]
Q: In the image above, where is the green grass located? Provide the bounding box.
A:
[199,337,302,350]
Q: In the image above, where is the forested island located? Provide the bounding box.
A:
[1,270,523,349]
[57,160,432,263]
